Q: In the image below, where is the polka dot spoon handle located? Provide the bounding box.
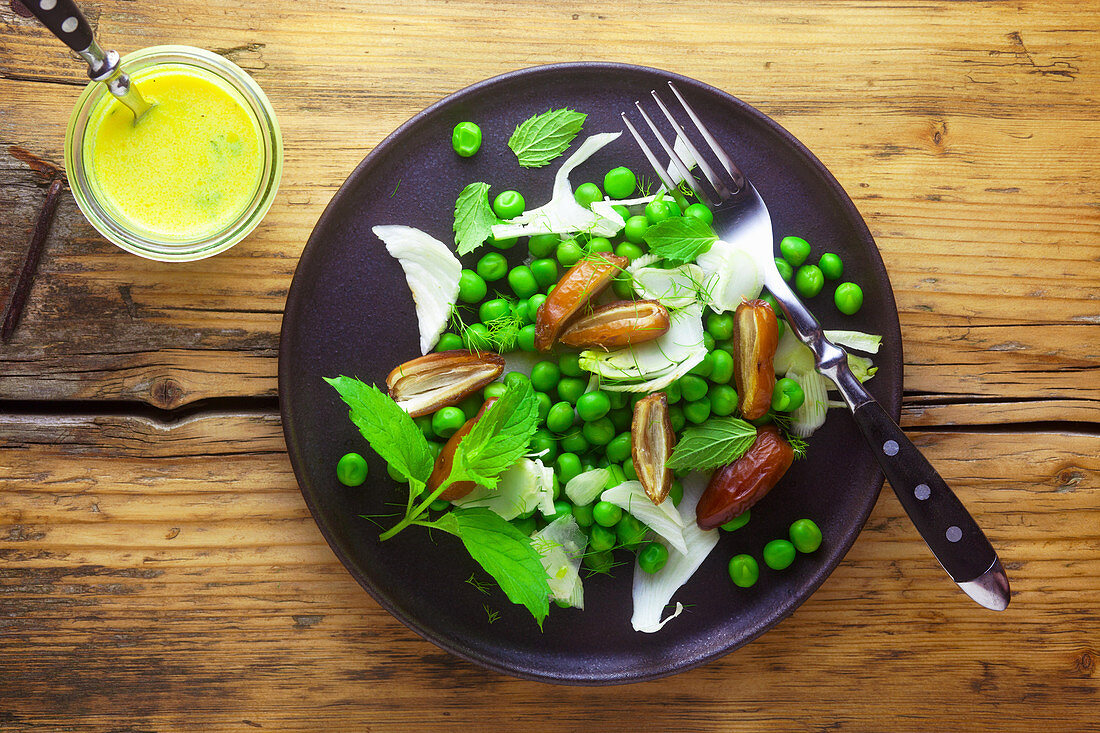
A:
[851,399,1010,610]
[23,0,152,120]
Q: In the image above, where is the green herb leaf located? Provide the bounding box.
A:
[452,379,539,489]
[454,182,501,255]
[429,507,550,628]
[643,216,718,264]
[324,376,434,496]
[508,108,587,168]
[666,417,757,471]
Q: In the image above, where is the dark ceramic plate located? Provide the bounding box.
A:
[280,63,902,685]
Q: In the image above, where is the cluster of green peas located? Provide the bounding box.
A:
[725,517,823,587]
[775,235,864,316]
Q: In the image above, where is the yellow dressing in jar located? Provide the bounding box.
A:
[86,65,263,241]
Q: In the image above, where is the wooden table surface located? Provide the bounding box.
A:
[1,0,1097,730]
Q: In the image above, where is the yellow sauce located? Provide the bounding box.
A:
[87,65,263,240]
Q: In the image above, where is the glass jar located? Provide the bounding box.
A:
[65,45,283,262]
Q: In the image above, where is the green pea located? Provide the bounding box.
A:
[759,291,781,316]
[623,215,649,243]
[528,233,559,258]
[611,272,635,300]
[556,240,585,267]
[589,525,617,552]
[668,404,686,432]
[680,375,709,402]
[507,265,538,298]
[779,235,811,266]
[709,349,734,385]
[644,198,674,225]
[614,241,644,261]
[476,252,508,282]
[775,257,794,282]
[527,293,547,322]
[794,264,825,298]
[605,432,632,464]
[763,539,797,570]
[529,428,558,463]
[458,394,483,421]
[582,417,615,446]
[789,518,823,553]
[572,503,595,528]
[336,452,368,486]
[728,554,759,587]
[546,401,575,434]
[623,458,638,481]
[705,312,734,341]
[458,269,487,303]
[386,462,405,482]
[638,542,669,574]
[603,166,637,199]
[492,189,525,219]
[479,298,511,324]
[435,332,464,352]
[660,381,679,405]
[560,431,589,455]
[530,361,561,393]
[834,282,864,315]
[559,353,584,377]
[593,501,622,527]
[535,391,552,422]
[668,479,683,507]
[687,352,713,378]
[483,382,507,400]
[584,550,614,573]
[609,407,632,432]
[557,376,587,405]
[512,514,537,536]
[463,323,492,351]
[683,202,714,224]
[504,371,530,390]
[604,464,626,490]
[451,121,481,157]
[517,324,537,352]
[575,391,611,421]
[575,182,603,208]
[607,391,629,410]
[490,234,518,250]
[818,252,843,280]
[432,406,466,438]
[528,259,559,290]
[556,452,582,484]
[721,509,750,532]
[771,377,806,412]
[616,514,648,548]
[586,236,614,254]
[710,384,739,416]
[684,397,712,424]
[414,415,434,441]
[749,412,774,427]
[611,204,630,221]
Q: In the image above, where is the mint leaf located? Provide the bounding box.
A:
[452,379,539,489]
[508,108,587,168]
[430,508,550,628]
[643,216,718,264]
[667,417,757,471]
[324,376,434,496]
[454,182,501,255]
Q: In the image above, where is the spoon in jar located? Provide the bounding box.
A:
[20,0,152,121]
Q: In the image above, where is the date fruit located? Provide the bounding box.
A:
[386,350,504,418]
[695,426,794,530]
[535,253,628,351]
[428,398,496,501]
[631,392,676,505]
[559,299,670,349]
[732,299,779,420]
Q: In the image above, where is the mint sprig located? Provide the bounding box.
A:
[454,182,501,255]
[508,108,587,168]
[451,379,540,489]
[667,417,757,471]
[643,216,718,264]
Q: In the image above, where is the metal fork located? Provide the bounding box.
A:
[623,82,1010,611]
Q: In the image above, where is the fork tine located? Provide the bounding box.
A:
[632,101,712,206]
[620,113,680,195]
[650,90,729,202]
[667,81,745,192]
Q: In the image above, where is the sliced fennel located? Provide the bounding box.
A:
[372,225,461,354]
[600,481,687,555]
[491,132,625,240]
[631,263,706,309]
[788,367,829,438]
[773,327,880,384]
[695,239,763,312]
[825,330,882,354]
[631,474,719,633]
[531,515,588,609]
[564,468,610,506]
[579,304,706,393]
[453,458,555,520]
[846,353,878,383]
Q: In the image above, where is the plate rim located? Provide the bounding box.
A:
[279,61,904,685]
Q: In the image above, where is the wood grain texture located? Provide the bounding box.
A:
[0,0,1098,729]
